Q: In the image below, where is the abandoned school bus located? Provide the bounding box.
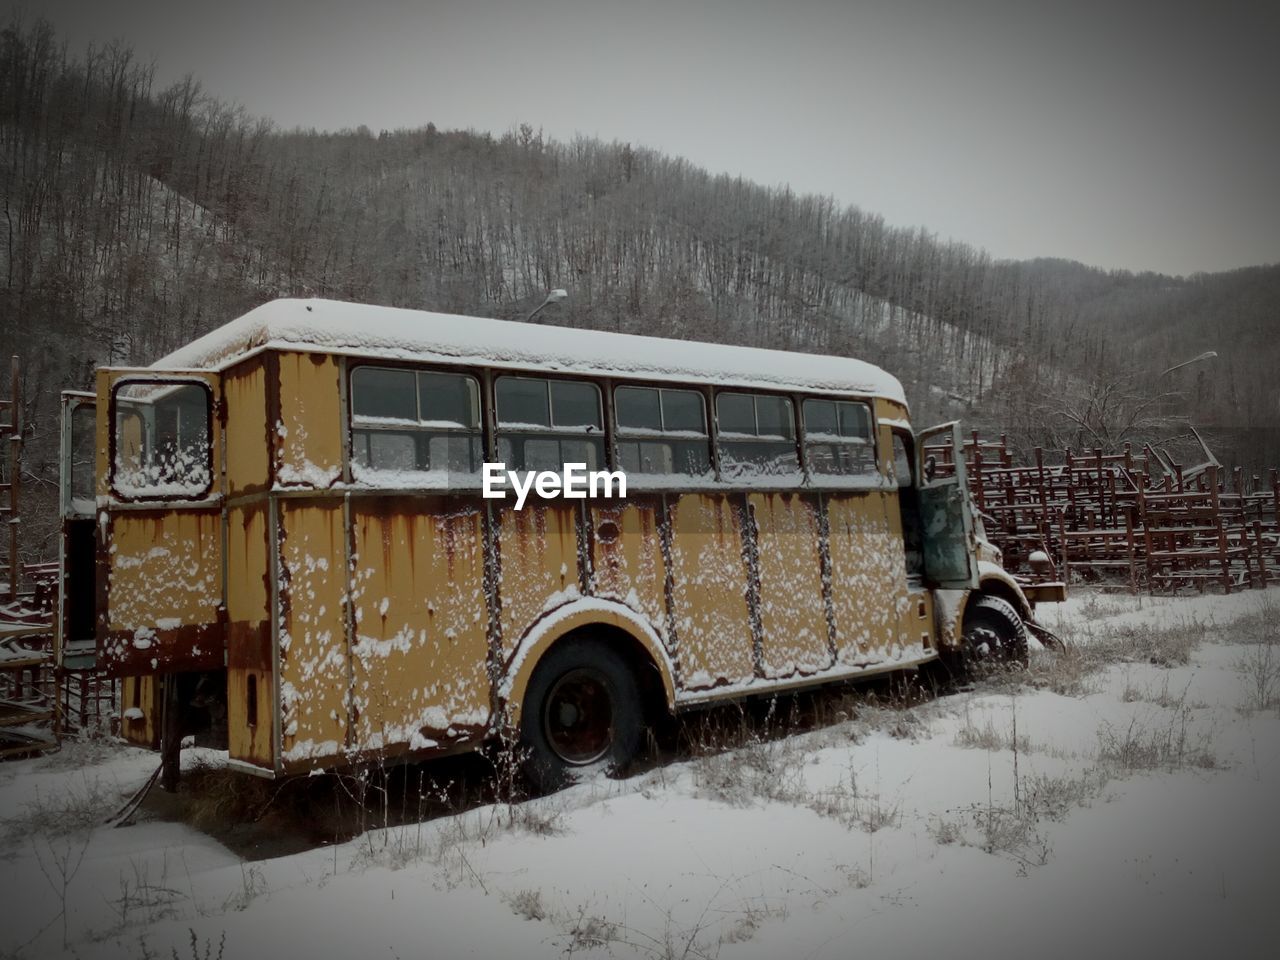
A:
[55,298,1063,787]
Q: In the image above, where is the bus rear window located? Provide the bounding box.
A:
[112,381,212,499]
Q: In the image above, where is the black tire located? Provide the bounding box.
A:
[959,594,1029,672]
[519,637,643,793]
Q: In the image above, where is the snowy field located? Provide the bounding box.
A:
[2,587,1278,960]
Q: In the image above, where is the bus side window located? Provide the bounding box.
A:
[802,398,876,477]
[495,376,605,473]
[615,385,712,479]
[350,366,483,478]
[715,392,800,480]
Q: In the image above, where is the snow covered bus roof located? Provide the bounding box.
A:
[153,298,907,406]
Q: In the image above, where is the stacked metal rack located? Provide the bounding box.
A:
[926,430,1278,594]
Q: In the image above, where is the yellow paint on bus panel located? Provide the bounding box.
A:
[667,493,755,688]
[223,359,269,496]
[348,500,490,754]
[105,509,223,636]
[496,500,581,656]
[750,492,833,678]
[226,503,273,767]
[588,499,668,644]
[878,487,929,653]
[275,352,343,489]
[227,667,273,767]
[906,588,936,652]
[825,491,908,664]
[226,504,269,625]
[277,500,350,765]
[119,675,159,748]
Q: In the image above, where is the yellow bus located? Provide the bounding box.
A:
[56,298,1061,789]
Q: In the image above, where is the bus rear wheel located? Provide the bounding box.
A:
[519,638,643,793]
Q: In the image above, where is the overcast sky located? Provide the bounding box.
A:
[33,0,1280,276]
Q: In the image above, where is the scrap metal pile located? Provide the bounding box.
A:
[0,356,57,757]
[927,430,1279,594]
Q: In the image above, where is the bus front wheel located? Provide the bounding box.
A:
[947,594,1028,678]
[519,638,643,793]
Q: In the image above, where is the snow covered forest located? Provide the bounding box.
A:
[2,15,1278,558]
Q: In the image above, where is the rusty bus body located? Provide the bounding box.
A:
[55,299,1056,783]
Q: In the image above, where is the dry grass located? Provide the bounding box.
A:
[506,888,548,921]
[179,762,279,832]
[1235,642,1280,714]
[1027,617,1209,698]
[953,712,1034,754]
[1096,713,1219,774]
[1232,593,1280,714]
[1,774,111,847]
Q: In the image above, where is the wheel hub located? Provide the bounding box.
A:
[543,667,613,766]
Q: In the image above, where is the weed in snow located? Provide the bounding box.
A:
[1096,713,1219,774]
[506,888,547,922]
[1235,641,1280,715]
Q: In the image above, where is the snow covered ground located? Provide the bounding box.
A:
[2,587,1277,960]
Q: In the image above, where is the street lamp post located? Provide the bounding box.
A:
[526,288,568,324]
[1159,351,1217,378]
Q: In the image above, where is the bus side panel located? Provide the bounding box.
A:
[100,509,224,676]
[349,498,490,754]
[496,499,581,653]
[588,497,668,643]
[825,492,907,664]
[226,502,273,768]
[119,675,160,747]
[275,352,343,489]
[750,492,833,678]
[277,499,351,767]
[667,493,755,688]
[223,358,270,496]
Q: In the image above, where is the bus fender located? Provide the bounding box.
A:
[976,560,1034,620]
[498,597,677,727]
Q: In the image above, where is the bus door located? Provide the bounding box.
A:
[56,391,98,670]
[916,422,978,589]
[97,369,225,678]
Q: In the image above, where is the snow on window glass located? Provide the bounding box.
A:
[715,391,800,480]
[351,366,483,482]
[112,381,212,498]
[803,398,877,477]
[496,376,604,472]
[615,385,712,479]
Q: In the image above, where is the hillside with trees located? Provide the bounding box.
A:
[2,15,1277,560]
